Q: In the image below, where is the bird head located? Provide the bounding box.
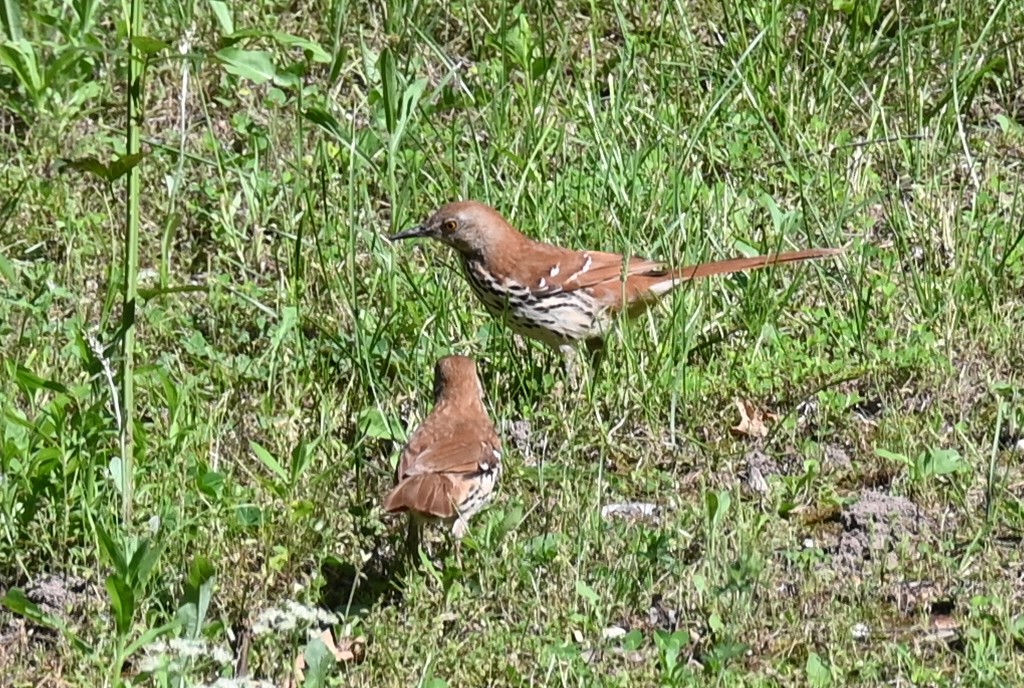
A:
[388,201,512,257]
[432,355,484,405]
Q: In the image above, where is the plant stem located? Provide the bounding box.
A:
[120,0,144,522]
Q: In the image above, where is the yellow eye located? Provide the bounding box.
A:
[441,220,457,233]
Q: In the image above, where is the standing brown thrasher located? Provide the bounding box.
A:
[389,201,842,363]
[382,355,502,559]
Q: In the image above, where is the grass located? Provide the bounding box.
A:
[2,0,1023,685]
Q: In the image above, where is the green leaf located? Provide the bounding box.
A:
[653,629,688,652]
[705,489,731,531]
[806,651,833,687]
[106,575,136,637]
[124,620,180,657]
[575,580,599,606]
[131,36,169,55]
[127,538,163,590]
[272,69,301,89]
[56,151,147,183]
[215,47,277,84]
[2,589,93,654]
[185,556,216,637]
[1,0,25,42]
[270,305,298,350]
[356,408,402,441]
[3,588,53,626]
[499,503,524,534]
[109,456,126,495]
[389,77,428,151]
[654,629,684,672]
[302,637,335,687]
[530,55,553,79]
[208,0,233,35]
[0,41,42,95]
[760,193,786,235]
[875,447,911,465]
[56,156,112,181]
[524,533,561,563]
[0,250,16,283]
[1011,614,1024,638]
[302,107,377,171]
[922,448,965,477]
[704,640,749,672]
[290,439,315,484]
[236,505,263,527]
[138,284,209,300]
[622,629,643,650]
[177,601,198,637]
[270,31,330,62]
[198,470,225,497]
[108,152,148,181]
[95,523,128,579]
[220,30,329,63]
[995,114,1024,137]
[13,364,69,394]
[250,440,289,483]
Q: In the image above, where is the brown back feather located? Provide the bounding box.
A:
[396,413,501,480]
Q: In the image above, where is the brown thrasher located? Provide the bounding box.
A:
[389,201,842,363]
[382,355,502,559]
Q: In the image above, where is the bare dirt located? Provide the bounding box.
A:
[832,490,931,575]
[0,573,95,678]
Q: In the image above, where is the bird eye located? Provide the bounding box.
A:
[441,220,457,233]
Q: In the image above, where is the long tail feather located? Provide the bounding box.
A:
[671,247,843,281]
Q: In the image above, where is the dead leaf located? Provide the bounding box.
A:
[284,628,366,688]
[744,463,770,496]
[930,614,960,632]
[731,399,774,438]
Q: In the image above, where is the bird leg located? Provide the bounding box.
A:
[451,517,470,569]
[404,517,423,564]
[453,539,463,570]
[558,344,579,388]
[584,338,606,383]
[451,517,470,539]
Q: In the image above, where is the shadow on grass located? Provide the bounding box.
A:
[320,553,405,615]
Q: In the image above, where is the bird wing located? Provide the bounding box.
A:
[509,243,667,295]
[382,473,459,518]
[562,252,668,290]
[385,419,501,518]
[396,416,501,480]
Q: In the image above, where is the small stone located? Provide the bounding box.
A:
[602,625,627,640]
[601,502,659,520]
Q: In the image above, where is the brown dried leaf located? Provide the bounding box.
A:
[731,399,774,438]
[336,634,367,664]
[283,628,367,688]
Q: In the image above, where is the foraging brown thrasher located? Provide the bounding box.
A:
[389,201,842,362]
[382,355,502,558]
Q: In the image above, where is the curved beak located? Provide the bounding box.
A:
[388,225,430,242]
